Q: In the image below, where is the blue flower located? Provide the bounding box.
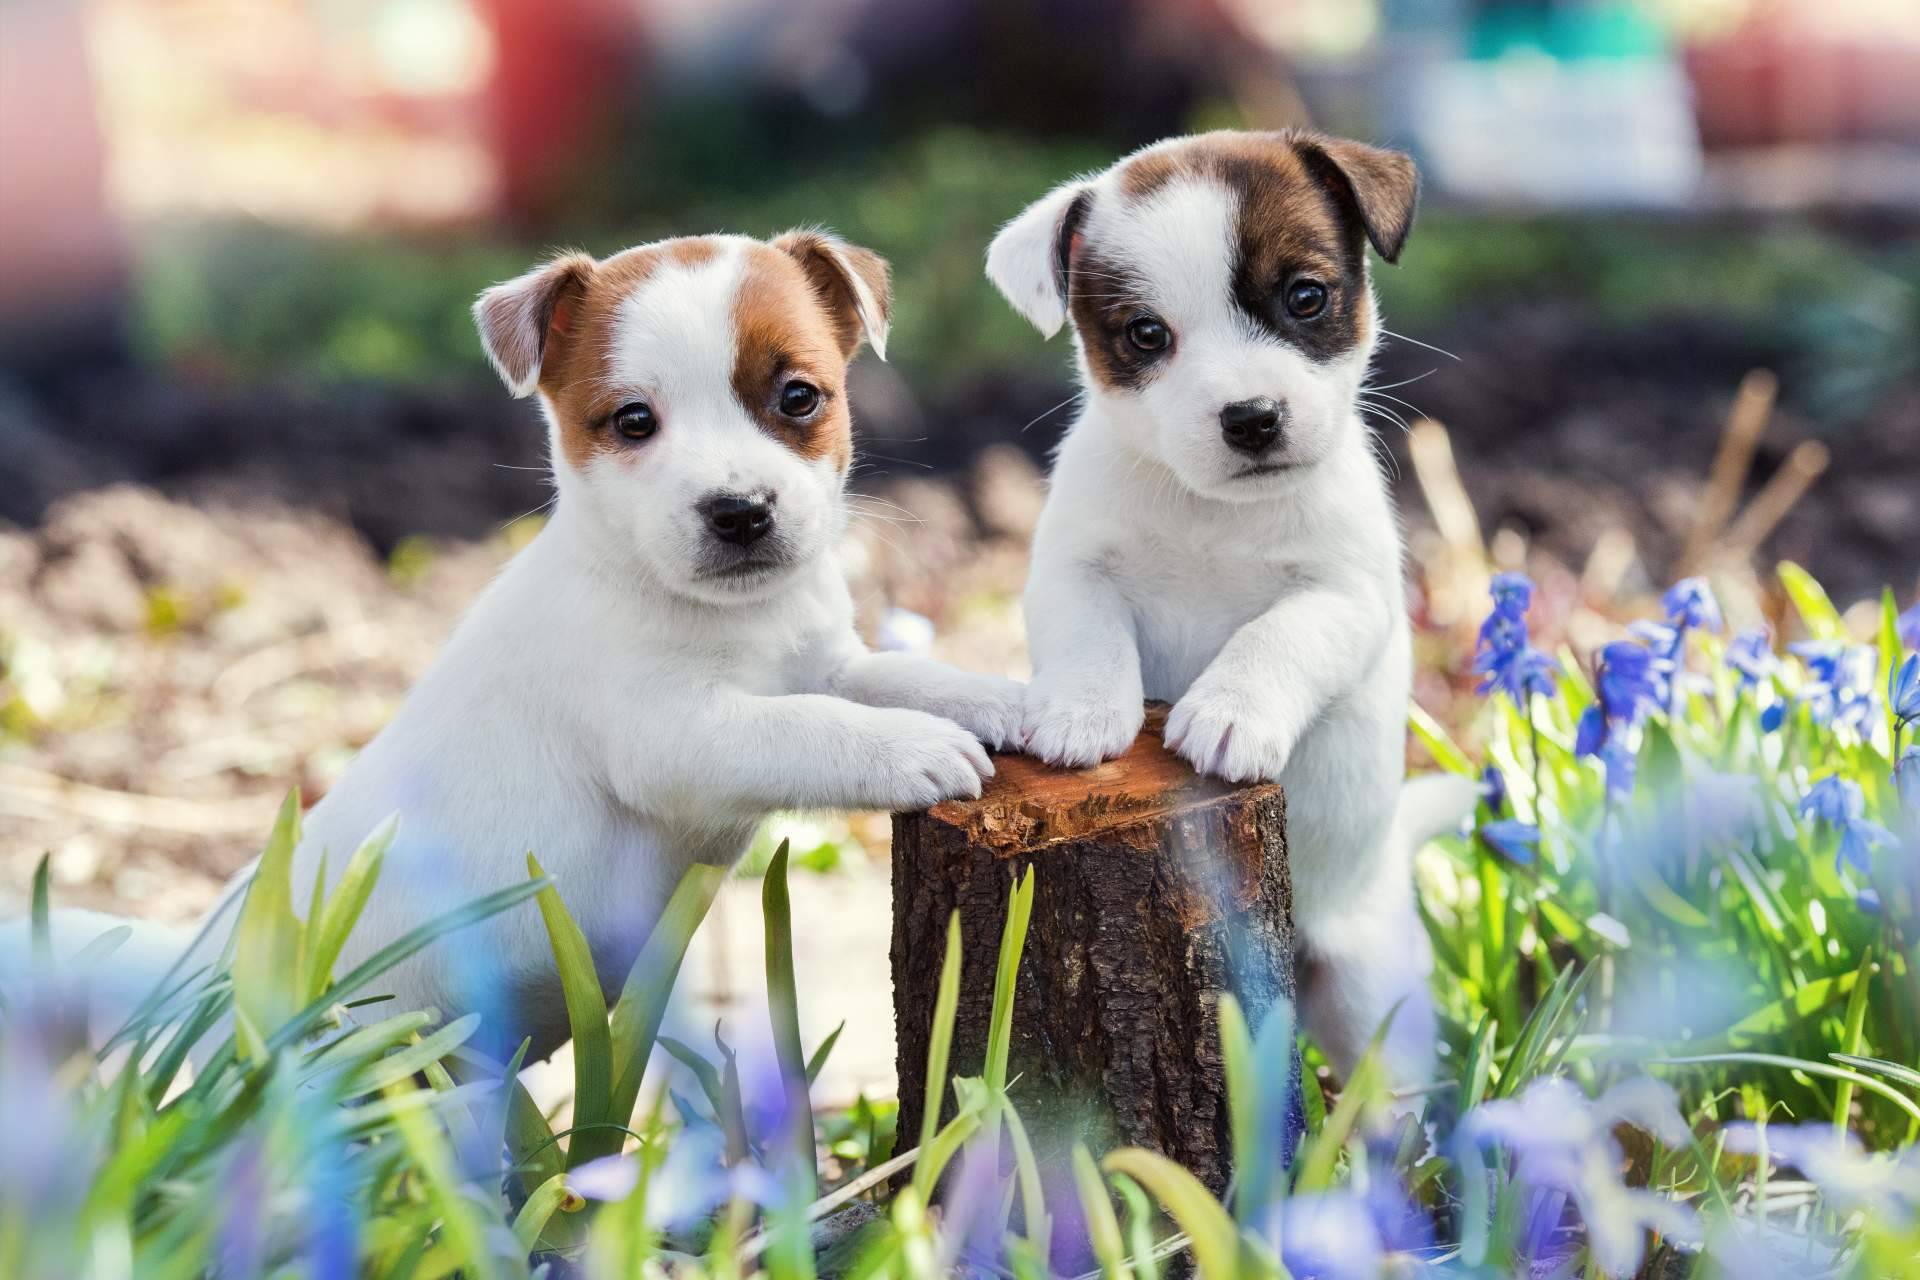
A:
[1800,774,1896,876]
[1725,627,1775,687]
[1595,642,1664,723]
[1662,577,1722,633]
[1489,571,1534,615]
[1575,705,1606,757]
[1799,774,1864,827]
[1481,819,1540,865]
[1598,737,1638,800]
[1891,653,1920,726]
[1760,702,1785,733]
[1901,599,1920,651]
[1480,764,1507,815]
[1790,642,1879,735]
[1898,747,1920,813]
[1473,575,1560,705]
[1460,1077,1697,1277]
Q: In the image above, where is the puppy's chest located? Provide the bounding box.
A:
[1109,540,1303,696]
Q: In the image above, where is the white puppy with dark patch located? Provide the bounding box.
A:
[987,131,1472,1084]
[22,231,1022,1062]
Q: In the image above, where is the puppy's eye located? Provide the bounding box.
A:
[1125,315,1171,353]
[1285,280,1328,319]
[779,380,821,418]
[611,402,657,441]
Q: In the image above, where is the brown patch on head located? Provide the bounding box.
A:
[730,242,861,469]
[1067,131,1419,380]
[520,238,737,470]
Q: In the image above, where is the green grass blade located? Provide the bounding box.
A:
[511,1172,576,1252]
[1294,1018,1391,1193]
[1408,703,1475,775]
[985,867,1036,1098]
[763,839,818,1196]
[29,853,52,963]
[230,789,306,1061]
[528,853,613,1168]
[1778,562,1844,640]
[1830,1054,1920,1092]
[1004,1102,1050,1257]
[911,912,965,1203]
[306,814,396,1001]
[597,863,725,1165]
[1831,948,1875,1134]
[806,1021,845,1086]
[1655,1053,1920,1129]
[1074,1144,1128,1280]
[1102,1149,1242,1280]
[345,1013,483,1097]
[1217,994,1258,1225]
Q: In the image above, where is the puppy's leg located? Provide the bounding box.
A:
[1297,890,1437,1089]
[1021,563,1145,767]
[1165,587,1385,783]
[613,691,996,815]
[830,651,1024,750]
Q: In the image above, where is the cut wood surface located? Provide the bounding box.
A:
[891,704,1299,1195]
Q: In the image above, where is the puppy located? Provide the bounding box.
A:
[987,131,1473,1084]
[22,231,1023,1063]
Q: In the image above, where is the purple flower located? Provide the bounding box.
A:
[1662,577,1722,633]
[572,1129,777,1228]
[1460,1077,1697,1277]
[1725,627,1775,687]
[1891,653,1920,726]
[1800,774,1896,876]
[1575,705,1606,757]
[1480,819,1540,865]
[1900,599,1920,651]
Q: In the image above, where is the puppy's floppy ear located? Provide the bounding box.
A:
[775,230,892,362]
[1294,135,1419,264]
[986,180,1092,338]
[473,252,595,397]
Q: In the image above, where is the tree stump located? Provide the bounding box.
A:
[891,704,1300,1196]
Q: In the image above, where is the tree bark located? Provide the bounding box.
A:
[891,704,1299,1196]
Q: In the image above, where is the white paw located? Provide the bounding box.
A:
[869,710,995,810]
[1020,678,1143,769]
[921,675,1026,752]
[1164,687,1294,783]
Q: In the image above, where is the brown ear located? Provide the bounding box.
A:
[1295,135,1419,264]
[473,252,595,397]
[774,230,892,361]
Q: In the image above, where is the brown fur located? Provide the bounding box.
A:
[1065,131,1418,386]
[731,242,858,468]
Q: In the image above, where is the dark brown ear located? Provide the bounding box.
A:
[1296,136,1419,264]
[473,252,595,396]
[774,230,892,360]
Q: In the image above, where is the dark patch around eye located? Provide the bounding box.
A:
[1065,244,1173,393]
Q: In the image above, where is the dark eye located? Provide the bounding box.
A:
[1125,315,1171,353]
[779,380,821,418]
[1285,279,1328,319]
[611,402,657,441]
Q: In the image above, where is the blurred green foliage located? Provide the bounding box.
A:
[130,129,1919,410]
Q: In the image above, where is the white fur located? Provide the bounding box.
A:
[991,145,1466,1084]
[10,235,1022,1063]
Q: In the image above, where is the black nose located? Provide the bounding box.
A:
[1220,397,1283,455]
[701,493,776,547]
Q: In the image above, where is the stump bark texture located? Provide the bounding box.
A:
[891,705,1299,1194]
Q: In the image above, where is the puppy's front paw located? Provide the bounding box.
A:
[868,710,995,810]
[919,674,1026,752]
[1021,677,1144,769]
[1165,686,1295,784]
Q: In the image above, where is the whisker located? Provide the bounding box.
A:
[1361,368,1438,394]
[1379,329,1459,361]
[1022,392,1085,434]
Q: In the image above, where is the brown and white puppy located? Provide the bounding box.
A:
[988,132,1473,1084]
[25,232,1024,1063]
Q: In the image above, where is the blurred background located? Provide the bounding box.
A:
[2,0,1917,1098]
